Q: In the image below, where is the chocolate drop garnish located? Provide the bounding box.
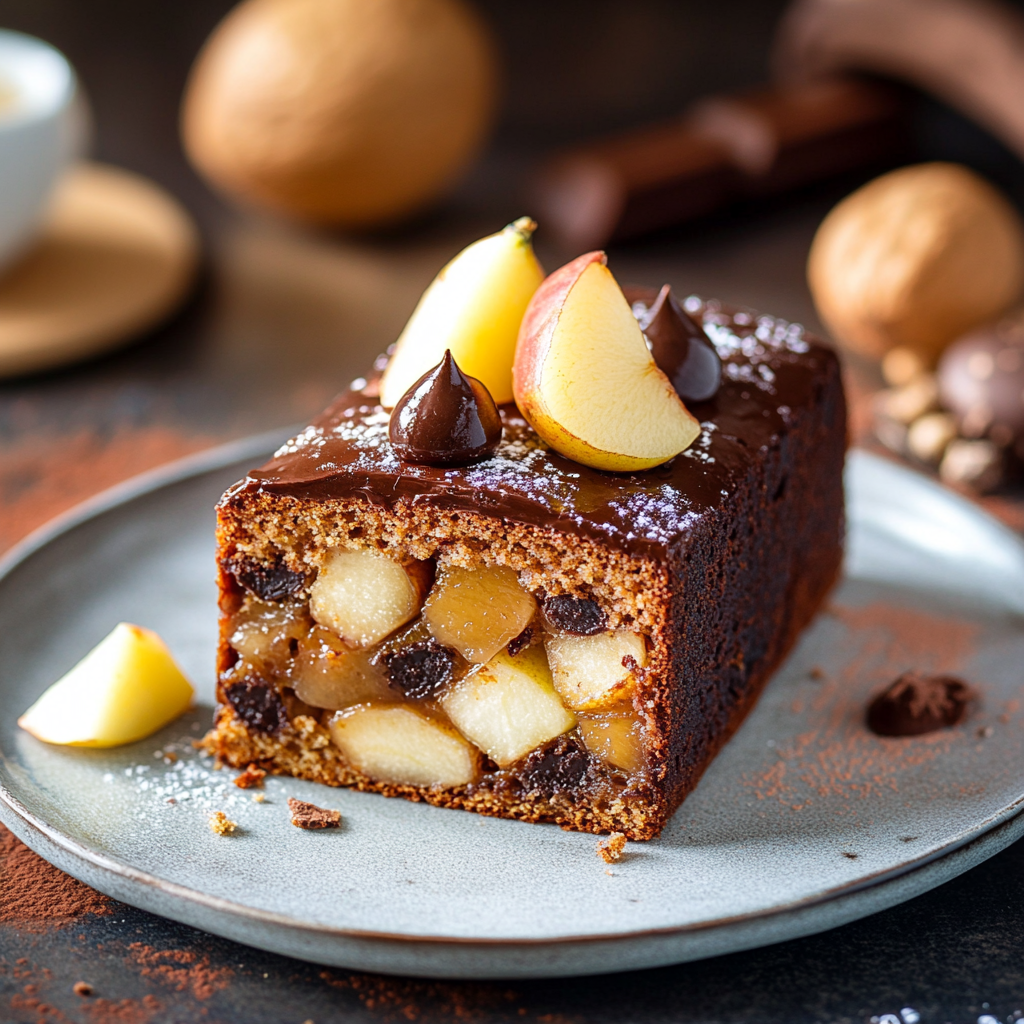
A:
[389,350,502,466]
[866,671,975,737]
[640,285,721,403]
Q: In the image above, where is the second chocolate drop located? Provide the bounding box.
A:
[641,284,721,403]
[389,350,503,466]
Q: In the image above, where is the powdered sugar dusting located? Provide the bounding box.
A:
[103,733,252,822]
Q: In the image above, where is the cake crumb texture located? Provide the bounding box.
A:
[233,763,266,789]
[288,797,341,829]
[598,832,627,863]
[208,810,237,835]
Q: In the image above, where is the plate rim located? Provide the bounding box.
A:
[2,437,1023,970]
[3,772,1024,948]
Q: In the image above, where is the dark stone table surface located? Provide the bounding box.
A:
[1,1,1023,1021]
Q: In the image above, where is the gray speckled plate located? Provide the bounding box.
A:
[1,438,1023,979]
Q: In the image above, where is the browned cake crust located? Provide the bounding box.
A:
[203,300,846,840]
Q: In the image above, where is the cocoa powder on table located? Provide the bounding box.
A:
[0,426,213,553]
[0,823,112,932]
[125,943,233,1001]
[82,995,162,1024]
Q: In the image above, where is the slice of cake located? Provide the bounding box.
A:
[204,222,845,840]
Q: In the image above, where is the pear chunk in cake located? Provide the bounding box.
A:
[292,627,392,710]
[424,564,535,664]
[310,548,429,647]
[329,705,478,788]
[545,629,645,711]
[578,712,646,774]
[441,646,576,767]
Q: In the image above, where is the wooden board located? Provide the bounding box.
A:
[0,162,199,377]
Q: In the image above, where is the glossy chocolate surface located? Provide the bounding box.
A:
[636,284,721,402]
[389,350,503,466]
[241,296,837,559]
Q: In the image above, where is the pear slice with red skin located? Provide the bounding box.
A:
[513,251,701,471]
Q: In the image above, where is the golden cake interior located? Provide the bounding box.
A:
[205,489,672,838]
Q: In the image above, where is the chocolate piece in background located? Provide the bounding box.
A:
[867,670,975,737]
[530,76,910,251]
[774,0,1024,169]
[871,314,1024,494]
[938,319,1024,444]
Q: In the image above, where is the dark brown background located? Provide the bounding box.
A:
[1,1,1023,1020]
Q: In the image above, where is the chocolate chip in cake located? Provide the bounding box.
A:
[384,639,456,699]
[506,626,533,657]
[224,678,290,735]
[227,557,305,602]
[543,595,607,636]
[288,797,341,829]
[517,735,591,797]
[867,671,975,736]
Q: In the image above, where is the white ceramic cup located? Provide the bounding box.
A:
[0,30,84,272]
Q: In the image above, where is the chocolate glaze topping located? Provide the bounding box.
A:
[389,350,502,466]
[637,284,721,402]
[240,296,837,559]
[867,671,975,737]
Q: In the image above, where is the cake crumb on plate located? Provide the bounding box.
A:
[288,797,341,830]
[208,810,237,835]
[598,832,627,863]
[234,763,266,789]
